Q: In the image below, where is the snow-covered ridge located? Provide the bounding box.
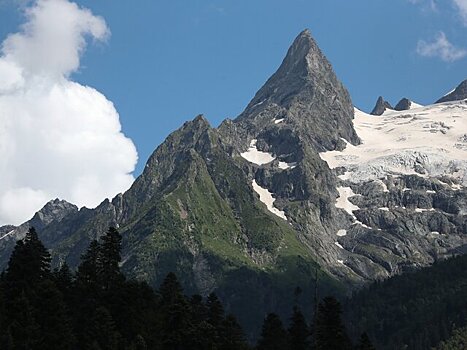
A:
[320,101,467,186]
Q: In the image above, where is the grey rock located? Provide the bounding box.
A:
[0,198,78,268]
[436,79,467,103]
[230,29,360,152]
[371,96,393,115]
[394,98,412,111]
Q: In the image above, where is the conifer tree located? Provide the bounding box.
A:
[34,279,75,350]
[54,262,73,290]
[288,306,310,350]
[357,332,376,350]
[314,297,352,350]
[220,314,250,350]
[75,240,102,346]
[159,272,192,350]
[6,291,40,349]
[0,283,5,346]
[99,227,124,289]
[128,334,148,350]
[76,240,101,291]
[207,292,225,326]
[256,313,288,350]
[189,294,208,324]
[85,306,121,350]
[5,227,51,291]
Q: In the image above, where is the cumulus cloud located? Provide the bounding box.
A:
[0,0,138,225]
[416,32,467,62]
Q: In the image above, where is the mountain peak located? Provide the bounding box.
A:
[238,29,332,113]
[370,96,393,115]
[29,199,78,230]
[436,79,467,104]
[394,98,412,111]
[235,29,359,151]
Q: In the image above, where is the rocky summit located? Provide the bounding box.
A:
[370,96,393,115]
[394,98,412,111]
[436,79,467,104]
[1,30,467,336]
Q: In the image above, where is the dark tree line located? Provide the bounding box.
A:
[0,227,249,349]
[345,254,467,350]
[256,297,375,350]
[0,227,375,349]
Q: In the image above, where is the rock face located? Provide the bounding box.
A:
[0,199,78,268]
[436,79,467,103]
[394,98,412,111]
[1,29,467,338]
[371,96,393,115]
[232,29,359,152]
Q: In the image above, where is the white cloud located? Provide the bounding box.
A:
[453,0,467,24]
[409,0,467,24]
[416,32,467,62]
[407,0,437,12]
[0,0,138,225]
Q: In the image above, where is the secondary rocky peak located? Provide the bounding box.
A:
[394,98,412,111]
[436,79,467,103]
[29,199,78,230]
[370,96,393,115]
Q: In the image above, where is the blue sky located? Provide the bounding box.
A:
[0,0,466,225]
[2,0,466,174]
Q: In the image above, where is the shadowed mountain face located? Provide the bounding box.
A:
[436,79,467,103]
[1,30,467,338]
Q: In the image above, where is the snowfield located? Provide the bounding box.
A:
[320,100,467,186]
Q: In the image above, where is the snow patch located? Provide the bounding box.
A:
[443,88,456,97]
[379,207,390,211]
[410,101,424,109]
[252,180,287,220]
[337,259,345,265]
[415,208,435,213]
[376,179,389,192]
[274,118,285,124]
[426,190,436,194]
[0,229,15,241]
[241,139,275,165]
[335,187,359,217]
[335,241,344,249]
[354,221,371,229]
[278,161,297,170]
[337,229,347,237]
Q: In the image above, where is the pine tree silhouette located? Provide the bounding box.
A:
[357,332,376,350]
[256,313,288,350]
[288,306,310,350]
[314,296,352,350]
